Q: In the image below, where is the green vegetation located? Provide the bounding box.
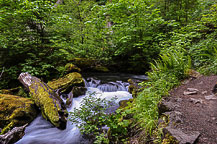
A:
[69,94,130,143]
[0,0,217,143]
[131,50,191,142]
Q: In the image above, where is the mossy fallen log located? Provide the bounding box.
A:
[18,72,68,130]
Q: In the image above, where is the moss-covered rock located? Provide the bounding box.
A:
[65,63,81,73]
[47,72,85,93]
[72,86,87,98]
[93,65,109,72]
[18,72,68,130]
[70,58,96,69]
[119,99,134,109]
[128,79,146,98]
[69,58,110,72]
[0,87,28,98]
[128,79,140,98]
[0,94,38,134]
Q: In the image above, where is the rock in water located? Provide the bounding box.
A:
[0,94,38,134]
[47,72,85,93]
[18,72,68,130]
[0,124,28,144]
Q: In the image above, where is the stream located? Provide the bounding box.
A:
[16,73,147,144]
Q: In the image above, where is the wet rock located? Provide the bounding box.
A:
[163,127,200,144]
[128,79,141,97]
[0,94,38,134]
[72,86,87,98]
[66,92,73,108]
[47,72,85,93]
[205,94,217,100]
[18,72,68,130]
[0,124,28,144]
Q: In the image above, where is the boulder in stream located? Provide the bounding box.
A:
[18,72,68,130]
[0,94,38,134]
[47,72,85,93]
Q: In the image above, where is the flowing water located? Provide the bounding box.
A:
[16,74,146,144]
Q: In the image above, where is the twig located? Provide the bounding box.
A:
[0,67,5,80]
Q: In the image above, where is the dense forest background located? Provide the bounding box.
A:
[0,0,216,89]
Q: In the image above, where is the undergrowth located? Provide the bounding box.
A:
[131,50,191,142]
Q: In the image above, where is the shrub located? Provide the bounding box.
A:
[69,93,130,143]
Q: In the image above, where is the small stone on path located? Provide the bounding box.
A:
[184,91,197,95]
[202,91,207,95]
[190,98,203,104]
[184,88,199,95]
[187,88,199,92]
[205,94,217,100]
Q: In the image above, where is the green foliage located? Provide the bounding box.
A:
[189,33,217,74]
[156,0,200,24]
[132,50,191,136]
[201,3,217,27]
[0,0,56,88]
[69,94,130,143]
[104,0,166,72]
[151,51,191,79]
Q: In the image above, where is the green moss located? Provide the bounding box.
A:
[65,63,81,72]
[119,99,134,109]
[47,72,85,93]
[162,133,179,144]
[0,87,28,97]
[94,66,109,72]
[70,58,95,69]
[0,94,38,134]
[29,79,64,128]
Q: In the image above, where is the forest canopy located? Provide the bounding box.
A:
[0,0,216,89]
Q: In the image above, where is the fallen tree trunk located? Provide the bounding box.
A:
[18,72,68,130]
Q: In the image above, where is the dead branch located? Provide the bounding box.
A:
[0,67,5,80]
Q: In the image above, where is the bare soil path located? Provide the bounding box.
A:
[165,75,217,143]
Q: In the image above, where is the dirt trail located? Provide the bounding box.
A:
[163,75,217,144]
